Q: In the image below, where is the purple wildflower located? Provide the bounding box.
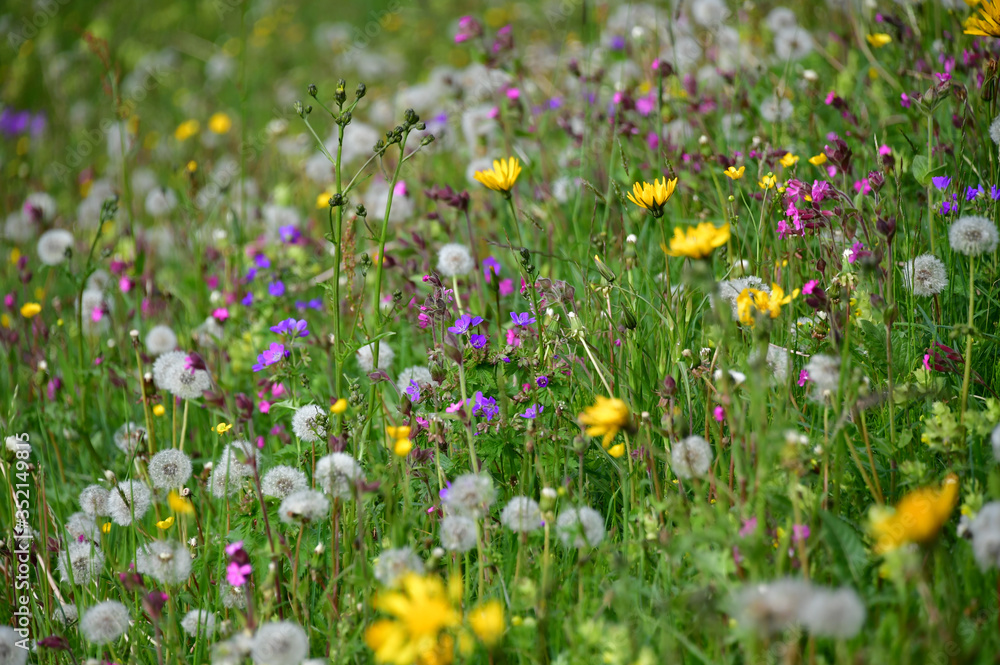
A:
[405,380,421,403]
[519,403,544,419]
[931,176,952,191]
[470,334,488,349]
[270,318,309,337]
[966,185,984,201]
[279,225,301,243]
[268,281,286,298]
[448,314,484,335]
[252,343,289,372]
[536,376,549,388]
[510,311,536,326]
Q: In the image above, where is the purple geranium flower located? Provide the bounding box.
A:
[482,257,501,282]
[510,311,536,326]
[448,313,484,335]
[470,334,488,349]
[268,281,286,297]
[295,298,323,311]
[966,185,984,201]
[536,376,549,388]
[992,185,1000,201]
[279,225,301,243]
[405,380,421,402]
[242,292,254,306]
[270,318,309,337]
[254,254,271,269]
[519,403,544,419]
[931,176,952,190]
[252,342,289,372]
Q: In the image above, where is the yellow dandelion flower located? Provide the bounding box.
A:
[174,119,200,141]
[209,112,232,134]
[186,160,198,173]
[156,516,175,530]
[607,443,626,458]
[662,222,730,260]
[101,523,112,534]
[364,573,461,665]
[213,422,233,434]
[473,157,522,194]
[10,248,21,264]
[331,398,348,414]
[723,166,745,180]
[866,33,892,48]
[735,284,798,327]
[393,438,413,457]
[758,173,777,190]
[579,396,631,449]
[965,0,1000,37]
[779,153,799,167]
[870,474,959,553]
[468,600,505,648]
[153,404,166,417]
[386,425,411,440]
[20,302,41,318]
[168,490,195,515]
[626,177,678,217]
[808,153,827,166]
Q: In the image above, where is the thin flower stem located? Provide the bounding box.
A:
[504,197,547,362]
[959,254,976,428]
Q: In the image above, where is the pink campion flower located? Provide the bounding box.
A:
[647,131,659,150]
[207,275,219,289]
[225,541,244,556]
[506,328,521,347]
[416,416,430,427]
[848,241,864,263]
[853,178,871,195]
[826,165,837,178]
[487,106,500,119]
[393,181,407,197]
[739,517,758,538]
[777,219,792,239]
[256,436,265,449]
[798,369,809,387]
[802,279,819,295]
[499,279,514,296]
[226,561,252,587]
[792,524,811,542]
[506,88,521,100]
[4,293,14,308]
[445,399,468,413]
[879,145,892,156]
[90,306,104,323]
[810,180,832,202]
[923,353,932,372]
[417,312,432,329]
[119,276,133,293]
[259,401,272,414]
[713,406,725,422]
[636,94,656,116]
[785,179,807,202]
[212,307,229,321]
[824,90,836,104]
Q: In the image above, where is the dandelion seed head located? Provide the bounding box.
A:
[729,578,815,636]
[800,587,866,639]
[500,496,542,533]
[181,609,217,636]
[356,342,394,372]
[314,453,364,500]
[970,502,1000,571]
[79,600,130,644]
[78,484,110,516]
[991,114,1000,146]
[442,473,496,518]
[279,489,330,525]
[903,254,948,297]
[373,547,424,586]
[106,480,152,525]
[436,243,475,277]
[556,506,606,548]
[136,540,192,585]
[0,626,28,665]
[804,354,840,402]
[65,511,100,541]
[291,404,328,442]
[53,603,79,625]
[145,324,179,356]
[440,515,478,552]
[148,448,193,489]
[250,620,309,665]
[113,421,147,455]
[261,465,308,499]
[396,366,437,394]
[220,584,247,609]
[211,439,261,497]
[671,435,713,479]
[949,215,999,256]
[56,541,105,585]
[37,228,74,266]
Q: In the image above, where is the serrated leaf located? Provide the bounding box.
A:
[819,510,868,584]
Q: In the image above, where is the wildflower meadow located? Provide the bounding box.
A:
[6,0,1000,663]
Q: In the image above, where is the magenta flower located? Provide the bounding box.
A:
[739,517,758,538]
[802,279,819,295]
[252,343,289,372]
[226,561,252,587]
[797,369,809,387]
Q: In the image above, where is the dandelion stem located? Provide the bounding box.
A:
[959,254,976,429]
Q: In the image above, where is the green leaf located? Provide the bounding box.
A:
[911,155,930,186]
[819,510,868,584]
